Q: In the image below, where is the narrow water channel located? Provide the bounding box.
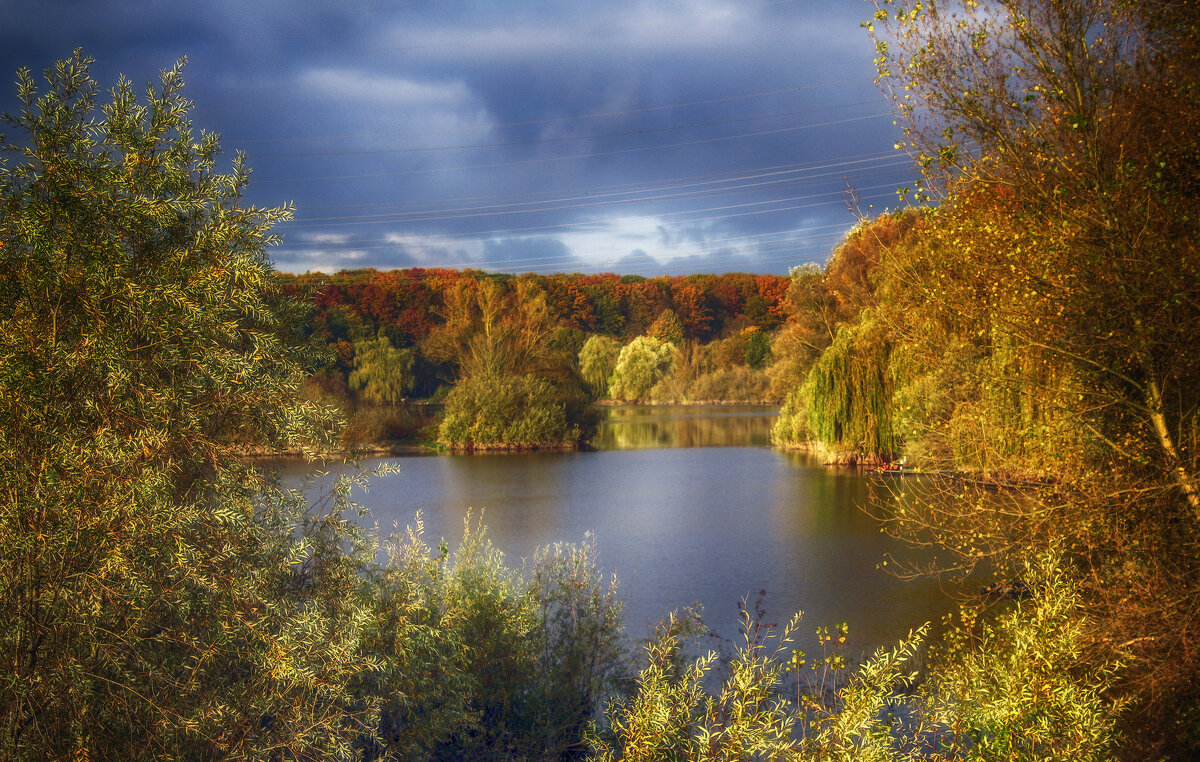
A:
[273,405,952,658]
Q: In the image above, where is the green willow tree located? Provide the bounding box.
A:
[0,53,373,758]
[776,313,899,464]
[608,336,675,403]
[771,212,924,462]
[350,333,415,405]
[578,334,622,398]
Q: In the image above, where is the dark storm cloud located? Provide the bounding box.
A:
[0,0,917,275]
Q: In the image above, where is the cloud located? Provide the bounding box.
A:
[270,246,380,273]
[292,69,495,151]
[611,249,663,275]
[371,0,830,63]
[481,236,583,271]
[299,69,476,109]
[382,232,487,266]
[1,1,908,278]
[298,231,354,245]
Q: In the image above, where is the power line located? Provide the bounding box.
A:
[271,189,903,266]
[273,186,903,242]
[291,151,905,214]
[254,112,895,184]
[278,181,902,238]
[232,77,872,145]
[245,99,880,158]
[285,165,910,227]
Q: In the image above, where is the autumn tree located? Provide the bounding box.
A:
[431,277,594,448]
[872,0,1200,507]
[869,0,1200,751]
[782,263,839,353]
[673,284,714,340]
[424,277,561,381]
[647,308,685,345]
[0,53,374,758]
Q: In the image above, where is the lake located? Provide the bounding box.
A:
[273,405,952,658]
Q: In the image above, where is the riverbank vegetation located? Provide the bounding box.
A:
[771,0,1200,755]
[4,0,1199,754]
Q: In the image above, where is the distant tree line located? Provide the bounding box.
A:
[276,268,789,391]
[275,268,794,450]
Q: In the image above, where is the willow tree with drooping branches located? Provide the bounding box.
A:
[868,1,1200,753]
[870,0,1200,508]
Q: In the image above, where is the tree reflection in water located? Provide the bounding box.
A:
[591,404,778,450]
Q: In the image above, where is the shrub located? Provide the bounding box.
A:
[590,556,1122,762]
[341,403,435,450]
[686,367,773,404]
[358,516,626,760]
[922,557,1124,761]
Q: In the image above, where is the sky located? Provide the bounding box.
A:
[0,0,918,276]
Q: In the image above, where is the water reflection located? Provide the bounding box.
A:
[591,404,778,450]
[272,406,952,656]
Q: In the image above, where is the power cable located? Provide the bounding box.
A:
[246,100,880,158]
[289,150,905,214]
[233,78,872,145]
[254,112,895,184]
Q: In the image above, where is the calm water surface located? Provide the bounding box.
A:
[275,405,951,656]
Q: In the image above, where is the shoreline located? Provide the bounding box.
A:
[595,398,782,407]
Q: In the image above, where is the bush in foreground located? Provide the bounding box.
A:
[357,516,625,760]
[0,52,370,758]
[590,556,1122,762]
